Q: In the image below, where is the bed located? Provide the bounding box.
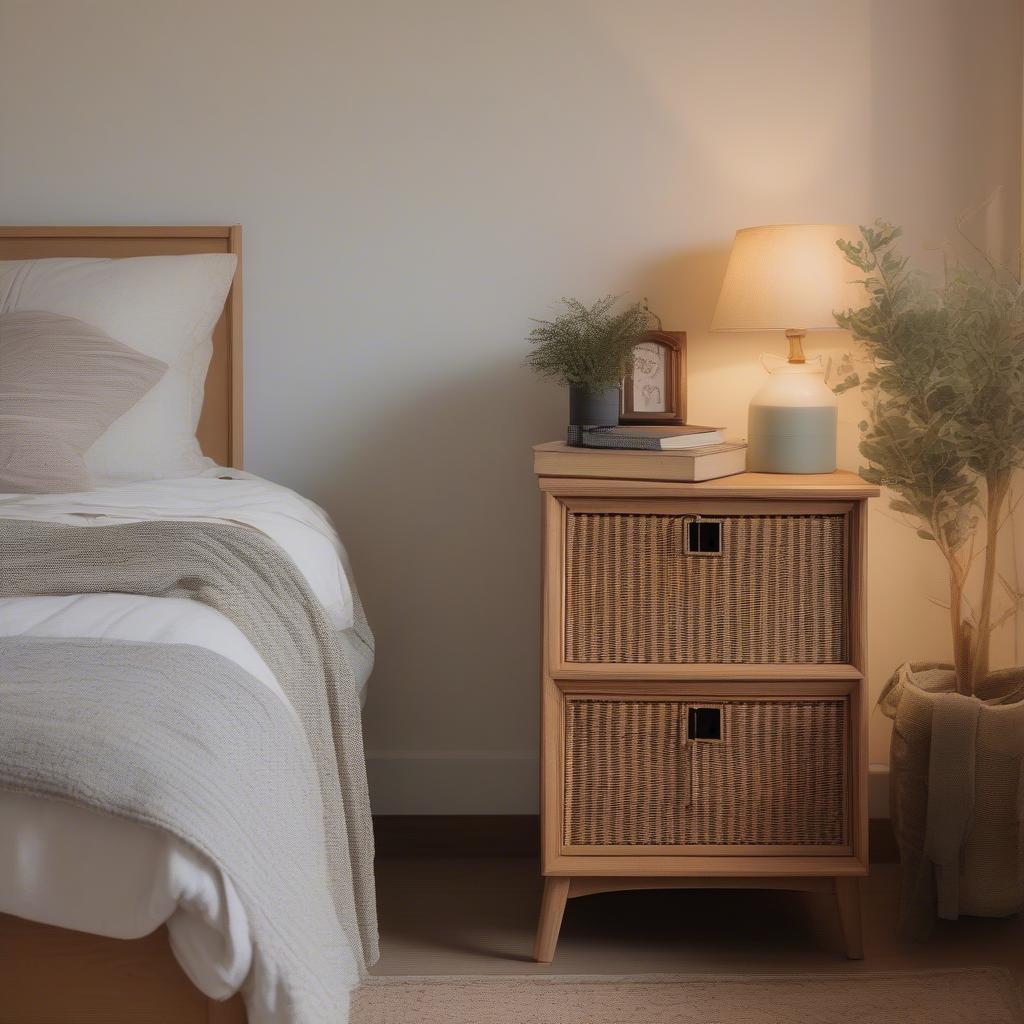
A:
[0,226,373,1024]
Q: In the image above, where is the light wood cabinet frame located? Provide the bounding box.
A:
[534,461,877,963]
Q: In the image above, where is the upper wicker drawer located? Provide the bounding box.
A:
[563,509,848,664]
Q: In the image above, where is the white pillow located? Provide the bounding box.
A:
[0,254,237,481]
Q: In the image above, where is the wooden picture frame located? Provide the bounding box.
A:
[620,330,687,426]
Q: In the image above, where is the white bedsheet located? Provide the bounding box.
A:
[0,593,285,708]
[0,474,371,1013]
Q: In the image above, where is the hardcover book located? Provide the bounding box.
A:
[545,438,747,482]
[567,424,724,450]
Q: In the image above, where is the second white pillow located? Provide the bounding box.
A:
[0,253,237,481]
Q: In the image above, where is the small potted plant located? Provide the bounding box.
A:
[526,295,648,434]
[835,221,1024,933]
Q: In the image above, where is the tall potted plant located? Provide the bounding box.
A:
[527,295,648,432]
[835,222,1024,931]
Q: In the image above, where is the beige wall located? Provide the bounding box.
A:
[1,0,1019,814]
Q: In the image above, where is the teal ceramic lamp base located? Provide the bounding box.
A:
[748,404,838,473]
[747,337,838,475]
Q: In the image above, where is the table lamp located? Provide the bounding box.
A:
[711,224,863,473]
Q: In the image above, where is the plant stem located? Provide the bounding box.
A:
[945,551,971,692]
[971,467,1012,691]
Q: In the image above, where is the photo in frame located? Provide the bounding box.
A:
[620,330,687,425]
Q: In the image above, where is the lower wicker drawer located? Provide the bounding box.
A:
[562,694,850,851]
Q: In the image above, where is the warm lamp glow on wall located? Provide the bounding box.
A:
[712,224,864,473]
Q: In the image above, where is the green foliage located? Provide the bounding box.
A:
[526,295,648,392]
[836,220,1024,691]
[942,269,1024,483]
[835,224,979,555]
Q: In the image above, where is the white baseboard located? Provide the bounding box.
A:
[368,751,893,819]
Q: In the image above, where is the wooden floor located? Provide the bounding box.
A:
[371,857,1024,982]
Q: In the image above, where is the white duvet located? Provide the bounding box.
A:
[0,468,355,630]
[0,472,369,1011]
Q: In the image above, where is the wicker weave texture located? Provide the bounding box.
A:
[564,512,847,664]
[563,698,849,847]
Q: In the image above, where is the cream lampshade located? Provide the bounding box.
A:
[712,224,863,474]
[712,223,863,361]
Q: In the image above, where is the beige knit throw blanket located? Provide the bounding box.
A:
[1,637,351,1021]
[0,520,378,994]
[881,662,1024,935]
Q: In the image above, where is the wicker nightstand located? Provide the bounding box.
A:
[532,443,878,961]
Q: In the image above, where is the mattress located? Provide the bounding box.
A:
[0,472,371,1004]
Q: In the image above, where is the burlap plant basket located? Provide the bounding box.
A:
[881,662,1024,935]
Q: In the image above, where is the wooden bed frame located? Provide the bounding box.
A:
[0,226,248,1024]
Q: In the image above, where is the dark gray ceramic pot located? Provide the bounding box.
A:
[568,385,621,428]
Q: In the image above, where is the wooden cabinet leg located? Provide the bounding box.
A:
[533,876,570,963]
[834,876,864,960]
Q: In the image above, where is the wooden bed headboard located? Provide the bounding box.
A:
[0,225,243,468]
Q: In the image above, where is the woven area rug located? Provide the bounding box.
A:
[353,969,1023,1024]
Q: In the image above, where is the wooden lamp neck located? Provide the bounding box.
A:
[784,329,807,364]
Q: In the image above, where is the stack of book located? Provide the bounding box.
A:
[565,424,746,482]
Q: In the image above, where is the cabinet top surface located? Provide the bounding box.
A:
[533,442,879,497]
